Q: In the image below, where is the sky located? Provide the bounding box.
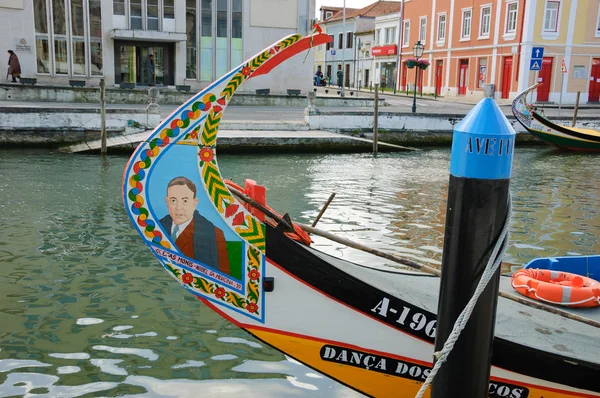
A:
[314,0,375,18]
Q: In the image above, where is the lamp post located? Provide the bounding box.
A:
[411,40,424,114]
[361,45,368,91]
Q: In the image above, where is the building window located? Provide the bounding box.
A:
[338,33,343,49]
[201,0,213,81]
[385,27,396,44]
[232,0,242,67]
[325,11,333,20]
[505,2,518,34]
[478,58,487,88]
[147,0,159,30]
[33,0,102,76]
[114,0,125,15]
[480,6,491,38]
[461,9,472,39]
[543,1,560,32]
[402,20,410,47]
[437,13,446,42]
[596,5,600,36]
[185,0,243,81]
[419,17,427,44]
[346,32,353,48]
[326,34,334,50]
[164,0,174,19]
[186,0,196,79]
[375,29,381,45]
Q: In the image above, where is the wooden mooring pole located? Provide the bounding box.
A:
[373,83,379,156]
[432,98,515,398]
[100,78,107,155]
[572,91,580,127]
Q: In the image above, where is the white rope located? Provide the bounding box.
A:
[415,193,512,398]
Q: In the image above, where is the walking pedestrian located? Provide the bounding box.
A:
[7,50,21,83]
[144,54,155,86]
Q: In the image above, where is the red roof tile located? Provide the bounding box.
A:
[323,1,402,23]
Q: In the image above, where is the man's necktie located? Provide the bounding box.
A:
[171,224,179,241]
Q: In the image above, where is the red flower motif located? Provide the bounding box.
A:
[246,302,258,313]
[189,131,198,139]
[248,269,260,281]
[241,66,252,76]
[199,147,214,162]
[182,272,194,285]
[214,287,226,299]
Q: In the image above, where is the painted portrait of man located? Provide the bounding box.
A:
[160,176,231,275]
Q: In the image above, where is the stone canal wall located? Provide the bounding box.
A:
[0,107,160,146]
[0,84,383,108]
[305,110,600,144]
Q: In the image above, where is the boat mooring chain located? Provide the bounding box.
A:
[415,193,513,398]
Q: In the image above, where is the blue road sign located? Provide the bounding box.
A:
[530,59,542,71]
[330,49,336,55]
[531,47,544,60]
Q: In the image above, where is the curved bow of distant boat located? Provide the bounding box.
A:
[512,84,600,151]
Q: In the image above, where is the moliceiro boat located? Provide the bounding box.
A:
[512,84,600,151]
[123,31,600,397]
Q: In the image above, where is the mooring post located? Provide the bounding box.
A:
[431,96,516,398]
[373,83,379,156]
[572,91,580,127]
[100,78,107,155]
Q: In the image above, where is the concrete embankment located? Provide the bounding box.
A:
[0,107,161,146]
[305,110,600,145]
[0,83,383,108]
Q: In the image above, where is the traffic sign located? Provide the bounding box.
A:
[531,47,544,60]
[530,59,542,71]
[330,49,336,55]
[561,59,568,73]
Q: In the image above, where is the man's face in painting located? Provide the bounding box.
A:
[166,184,199,225]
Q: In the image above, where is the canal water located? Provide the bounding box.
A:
[0,147,598,397]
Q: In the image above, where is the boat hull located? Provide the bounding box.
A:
[194,232,600,398]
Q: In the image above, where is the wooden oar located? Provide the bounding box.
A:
[311,193,336,228]
[228,186,600,329]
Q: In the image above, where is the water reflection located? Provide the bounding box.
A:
[0,148,598,397]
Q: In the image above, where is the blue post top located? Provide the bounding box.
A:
[449,97,516,180]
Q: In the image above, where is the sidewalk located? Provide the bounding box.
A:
[312,86,600,109]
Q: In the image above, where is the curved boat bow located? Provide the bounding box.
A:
[124,35,600,397]
[512,84,600,151]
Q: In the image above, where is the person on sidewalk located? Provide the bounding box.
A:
[144,54,155,86]
[337,69,343,88]
[7,50,21,83]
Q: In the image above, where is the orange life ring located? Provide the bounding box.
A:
[511,268,600,308]
[224,179,312,246]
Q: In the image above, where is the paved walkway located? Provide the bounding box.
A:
[1,98,597,120]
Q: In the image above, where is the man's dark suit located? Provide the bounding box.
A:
[160,210,230,275]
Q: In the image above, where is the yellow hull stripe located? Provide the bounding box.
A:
[247,327,597,398]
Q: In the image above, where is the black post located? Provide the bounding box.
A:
[431,97,516,398]
[411,67,418,113]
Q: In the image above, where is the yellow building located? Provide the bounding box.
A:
[518,0,600,103]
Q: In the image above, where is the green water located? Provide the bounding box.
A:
[0,147,598,397]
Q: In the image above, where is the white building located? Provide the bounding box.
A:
[0,0,315,93]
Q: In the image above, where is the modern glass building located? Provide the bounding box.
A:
[0,0,315,93]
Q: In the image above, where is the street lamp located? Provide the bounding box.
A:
[411,40,424,113]
[360,45,368,90]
